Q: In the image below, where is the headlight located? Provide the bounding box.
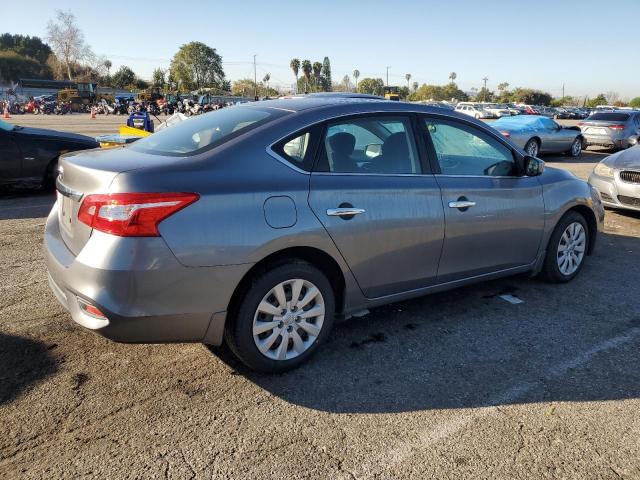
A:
[594,163,614,178]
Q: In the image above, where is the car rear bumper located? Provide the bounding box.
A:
[588,172,640,212]
[44,201,250,345]
[583,133,627,149]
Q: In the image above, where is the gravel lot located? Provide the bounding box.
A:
[1,114,639,479]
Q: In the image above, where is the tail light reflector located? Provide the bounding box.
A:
[78,299,107,320]
[78,192,199,237]
[608,124,625,130]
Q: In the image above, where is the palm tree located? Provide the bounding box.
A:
[353,69,360,91]
[412,81,419,92]
[448,72,457,83]
[263,74,271,97]
[301,60,312,93]
[497,82,509,93]
[405,73,411,91]
[104,59,112,77]
[290,58,300,93]
[312,61,323,91]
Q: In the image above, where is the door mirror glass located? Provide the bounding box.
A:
[524,155,545,176]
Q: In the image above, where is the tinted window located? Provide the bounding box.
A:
[588,113,630,122]
[130,106,285,156]
[425,119,516,176]
[317,116,421,174]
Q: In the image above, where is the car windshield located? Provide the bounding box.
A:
[587,113,630,122]
[0,118,15,132]
[130,106,286,156]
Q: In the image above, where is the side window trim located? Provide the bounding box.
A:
[269,124,323,173]
[311,113,424,176]
[420,114,522,178]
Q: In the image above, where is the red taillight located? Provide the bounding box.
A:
[500,131,511,138]
[78,192,199,237]
[578,122,585,126]
[608,124,625,130]
[78,300,107,319]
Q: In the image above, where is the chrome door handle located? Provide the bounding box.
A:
[326,208,366,217]
[448,201,476,209]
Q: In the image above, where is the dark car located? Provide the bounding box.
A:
[0,118,98,188]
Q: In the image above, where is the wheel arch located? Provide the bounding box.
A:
[563,204,598,255]
[226,246,347,322]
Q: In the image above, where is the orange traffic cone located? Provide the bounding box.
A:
[90,107,96,119]
[3,105,10,119]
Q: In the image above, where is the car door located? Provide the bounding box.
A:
[0,127,22,181]
[421,116,545,283]
[539,117,569,152]
[308,114,445,298]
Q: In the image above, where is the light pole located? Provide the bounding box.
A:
[482,77,488,101]
[253,54,258,101]
[386,66,391,87]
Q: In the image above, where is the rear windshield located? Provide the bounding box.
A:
[587,113,630,122]
[130,106,286,156]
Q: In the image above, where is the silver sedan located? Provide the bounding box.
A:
[44,98,604,372]
[589,143,640,211]
[490,115,584,158]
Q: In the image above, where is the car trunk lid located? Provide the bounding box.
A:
[55,147,177,255]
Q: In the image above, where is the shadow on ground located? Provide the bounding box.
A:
[209,231,640,414]
[0,334,58,405]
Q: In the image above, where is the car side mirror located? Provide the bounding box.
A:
[524,155,545,176]
[365,143,382,158]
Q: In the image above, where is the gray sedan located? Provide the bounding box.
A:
[589,144,640,211]
[45,98,604,372]
[580,111,640,150]
[491,115,584,158]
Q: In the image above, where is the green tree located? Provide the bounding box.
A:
[170,41,225,91]
[474,87,494,102]
[0,51,48,82]
[312,61,323,91]
[629,97,640,108]
[322,57,332,91]
[412,81,418,92]
[353,69,360,90]
[152,68,166,88]
[405,73,411,91]
[510,88,552,105]
[356,77,385,96]
[290,58,300,91]
[0,34,53,66]
[587,94,608,107]
[111,65,135,88]
[301,60,312,93]
[448,72,457,82]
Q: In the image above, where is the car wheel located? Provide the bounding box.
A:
[224,261,335,373]
[540,211,589,283]
[524,138,540,157]
[43,158,59,189]
[567,137,583,157]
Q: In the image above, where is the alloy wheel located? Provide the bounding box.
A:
[526,140,539,157]
[571,138,582,156]
[556,222,586,275]
[252,279,325,361]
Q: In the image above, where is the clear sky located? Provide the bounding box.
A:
[3,0,639,99]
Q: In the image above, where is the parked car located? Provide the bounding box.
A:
[579,111,640,150]
[0,118,99,189]
[519,105,540,115]
[491,115,584,157]
[45,98,604,372]
[455,103,495,119]
[588,142,640,211]
[482,103,512,118]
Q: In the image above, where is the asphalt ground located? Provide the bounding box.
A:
[1,114,639,479]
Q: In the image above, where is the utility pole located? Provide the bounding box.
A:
[482,76,488,101]
[253,54,258,101]
[562,83,565,99]
[386,66,390,87]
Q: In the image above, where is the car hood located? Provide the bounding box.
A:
[18,126,97,145]
[604,145,640,169]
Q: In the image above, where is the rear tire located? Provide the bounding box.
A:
[224,260,335,373]
[540,211,589,283]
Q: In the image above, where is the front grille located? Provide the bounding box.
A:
[619,170,640,184]
[617,195,640,207]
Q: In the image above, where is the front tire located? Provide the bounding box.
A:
[524,138,540,157]
[225,261,335,373]
[566,137,583,157]
[540,211,589,283]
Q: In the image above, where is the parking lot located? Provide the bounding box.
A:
[1,115,639,479]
